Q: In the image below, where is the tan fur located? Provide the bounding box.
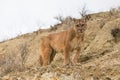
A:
[40,19,87,66]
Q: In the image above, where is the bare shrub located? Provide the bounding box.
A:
[0,43,29,76]
[109,7,120,18]
[0,51,23,76]
[50,26,57,31]
[54,14,64,23]
[79,5,88,17]
[64,16,73,24]
[20,43,29,68]
[54,15,74,30]
[109,8,117,16]
[117,6,120,13]
[63,16,74,29]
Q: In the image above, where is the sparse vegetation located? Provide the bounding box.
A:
[54,14,64,23]
[79,5,88,17]
[0,8,120,80]
[20,43,29,68]
[0,51,23,76]
[109,7,120,18]
[50,25,57,31]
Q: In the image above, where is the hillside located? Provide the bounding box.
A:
[0,8,120,80]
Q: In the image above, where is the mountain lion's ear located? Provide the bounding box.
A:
[84,15,91,22]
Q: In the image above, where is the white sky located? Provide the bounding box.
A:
[0,0,120,41]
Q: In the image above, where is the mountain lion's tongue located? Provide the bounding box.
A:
[78,29,82,32]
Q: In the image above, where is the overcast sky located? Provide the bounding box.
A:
[0,0,120,41]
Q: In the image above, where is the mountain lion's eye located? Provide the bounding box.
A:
[81,24,84,26]
[76,24,79,27]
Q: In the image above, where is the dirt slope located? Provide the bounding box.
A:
[0,10,120,80]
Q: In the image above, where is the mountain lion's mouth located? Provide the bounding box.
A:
[78,29,83,33]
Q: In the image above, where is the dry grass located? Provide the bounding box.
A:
[0,43,29,76]
[0,52,23,76]
[0,10,120,79]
